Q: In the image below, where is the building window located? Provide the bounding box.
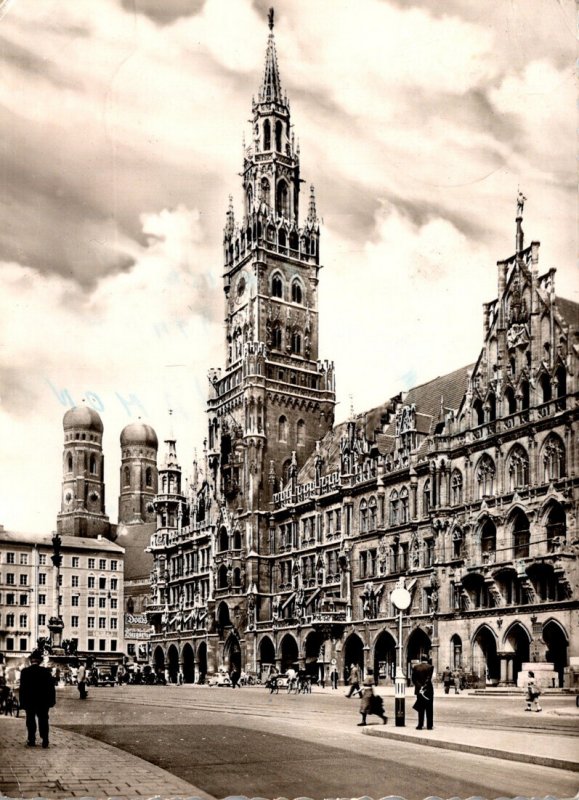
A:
[512,510,531,559]
[476,455,496,498]
[99,559,106,570]
[72,596,79,607]
[99,597,106,609]
[19,614,28,627]
[38,614,46,626]
[508,445,529,491]
[72,556,79,568]
[451,470,463,505]
[296,419,305,447]
[99,639,106,652]
[6,573,15,585]
[110,618,117,630]
[20,553,28,565]
[6,638,14,651]
[480,519,496,555]
[110,598,117,609]
[278,415,288,442]
[72,575,79,588]
[291,331,301,355]
[359,500,368,533]
[6,613,14,627]
[88,639,95,651]
[99,577,106,590]
[88,558,95,569]
[6,553,15,564]
[111,560,118,571]
[38,554,46,565]
[19,595,28,606]
[88,597,95,608]
[542,435,566,482]
[389,491,399,526]
[38,594,46,605]
[90,454,97,474]
[110,578,118,591]
[359,551,368,579]
[110,640,117,652]
[19,574,27,586]
[423,480,431,515]
[87,617,95,628]
[88,576,95,589]
[19,638,27,651]
[271,272,283,298]
[71,616,79,628]
[400,487,409,524]
[291,280,303,304]
[38,573,46,585]
[369,497,377,530]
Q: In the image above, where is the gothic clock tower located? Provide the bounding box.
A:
[206,9,335,589]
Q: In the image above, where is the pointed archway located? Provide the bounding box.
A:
[153,645,165,674]
[406,627,432,677]
[259,636,276,678]
[543,620,568,688]
[197,641,207,684]
[304,631,323,681]
[343,632,365,681]
[472,625,499,685]
[279,633,299,672]
[504,622,530,684]
[224,633,242,673]
[167,644,179,684]
[182,643,195,684]
[373,630,396,684]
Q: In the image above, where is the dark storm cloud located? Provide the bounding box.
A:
[119,0,205,25]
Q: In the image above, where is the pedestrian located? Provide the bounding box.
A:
[525,670,542,712]
[345,663,362,698]
[357,670,387,726]
[19,650,56,748]
[77,662,88,699]
[412,655,434,730]
[330,665,339,690]
[230,667,240,688]
[442,665,452,694]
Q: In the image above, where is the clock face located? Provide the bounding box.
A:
[89,491,100,504]
[234,270,250,305]
[64,491,73,505]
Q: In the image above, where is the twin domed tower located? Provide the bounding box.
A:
[56,407,159,538]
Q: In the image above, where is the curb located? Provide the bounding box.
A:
[362,728,579,772]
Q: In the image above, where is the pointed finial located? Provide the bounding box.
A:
[268,7,274,31]
[515,187,526,253]
[224,194,235,236]
[307,184,318,226]
[349,394,355,421]
[516,186,526,219]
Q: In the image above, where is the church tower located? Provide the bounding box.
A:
[118,421,159,524]
[56,405,110,538]
[206,10,335,605]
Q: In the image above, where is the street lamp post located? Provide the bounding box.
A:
[48,533,65,651]
[391,584,411,728]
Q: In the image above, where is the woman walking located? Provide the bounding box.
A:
[357,670,387,726]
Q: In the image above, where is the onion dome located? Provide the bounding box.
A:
[63,406,104,434]
[120,421,158,450]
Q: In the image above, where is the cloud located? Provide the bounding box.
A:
[119,0,205,26]
[0,206,222,531]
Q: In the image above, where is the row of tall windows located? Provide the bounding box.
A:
[472,364,566,424]
[271,273,304,303]
[278,416,306,445]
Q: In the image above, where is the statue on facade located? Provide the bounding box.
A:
[272,594,282,620]
[516,190,527,217]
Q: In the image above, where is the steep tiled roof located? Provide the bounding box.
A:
[115,523,155,581]
[297,364,474,484]
[555,296,579,328]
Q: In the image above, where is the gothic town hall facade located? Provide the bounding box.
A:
[146,17,579,689]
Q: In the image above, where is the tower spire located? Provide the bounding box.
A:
[259,8,283,104]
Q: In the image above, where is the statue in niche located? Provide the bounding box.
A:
[272,594,282,620]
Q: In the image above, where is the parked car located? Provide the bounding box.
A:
[95,667,116,687]
[207,672,232,687]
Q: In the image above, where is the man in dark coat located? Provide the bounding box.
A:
[19,651,56,747]
[412,655,434,730]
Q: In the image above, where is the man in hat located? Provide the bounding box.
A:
[19,651,56,748]
[412,654,434,730]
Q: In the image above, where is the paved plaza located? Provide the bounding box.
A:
[1,685,578,800]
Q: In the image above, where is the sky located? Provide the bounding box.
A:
[0,0,576,534]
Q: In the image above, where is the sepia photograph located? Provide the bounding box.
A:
[0,1,577,798]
